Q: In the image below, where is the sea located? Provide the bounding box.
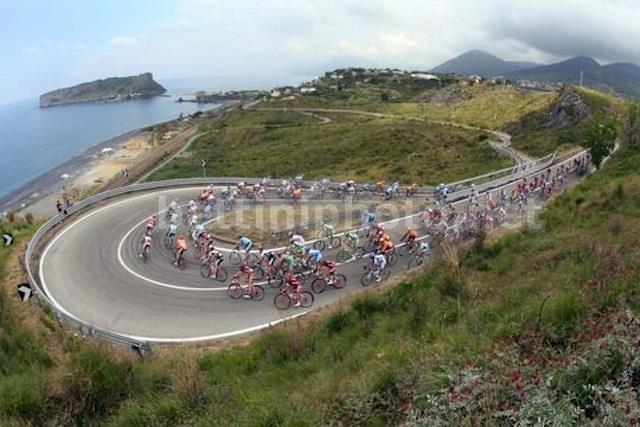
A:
[0,87,221,198]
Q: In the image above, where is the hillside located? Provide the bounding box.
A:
[39,73,166,108]
[1,97,635,425]
[432,50,540,76]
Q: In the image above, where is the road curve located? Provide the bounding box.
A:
[35,149,588,343]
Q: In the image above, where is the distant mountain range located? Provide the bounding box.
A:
[432,50,640,97]
[432,50,540,77]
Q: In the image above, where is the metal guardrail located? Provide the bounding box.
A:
[24,149,586,352]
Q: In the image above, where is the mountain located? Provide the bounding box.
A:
[39,73,166,108]
[508,57,640,97]
[432,50,540,77]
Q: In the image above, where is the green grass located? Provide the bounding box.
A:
[148,112,508,185]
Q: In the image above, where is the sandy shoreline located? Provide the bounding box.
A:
[0,101,233,216]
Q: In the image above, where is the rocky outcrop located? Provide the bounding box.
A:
[39,73,166,108]
[539,87,592,129]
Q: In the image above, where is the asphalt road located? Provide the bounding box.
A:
[38,152,588,343]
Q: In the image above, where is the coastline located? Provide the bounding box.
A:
[0,101,234,215]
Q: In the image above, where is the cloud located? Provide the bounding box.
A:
[110,36,140,47]
[484,0,640,63]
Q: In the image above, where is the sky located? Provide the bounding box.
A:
[2,0,640,105]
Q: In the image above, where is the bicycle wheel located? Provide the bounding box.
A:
[333,274,347,289]
[268,271,283,288]
[274,293,291,310]
[397,245,410,256]
[407,256,424,270]
[380,269,391,282]
[336,249,351,263]
[229,252,242,266]
[361,272,374,287]
[354,247,365,259]
[314,239,327,251]
[200,264,211,278]
[215,266,228,282]
[252,285,265,301]
[228,283,243,299]
[330,236,342,248]
[248,253,259,266]
[178,257,187,270]
[253,266,265,281]
[311,278,327,294]
[387,253,397,267]
[299,291,314,308]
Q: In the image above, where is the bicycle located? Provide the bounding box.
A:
[407,251,431,270]
[139,244,150,263]
[361,264,390,287]
[200,262,228,282]
[336,244,365,262]
[164,234,175,250]
[228,278,265,301]
[171,247,188,270]
[230,248,259,266]
[311,271,347,294]
[274,287,314,310]
[397,240,418,256]
[313,233,342,252]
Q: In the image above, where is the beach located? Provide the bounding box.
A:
[4,100,240,218]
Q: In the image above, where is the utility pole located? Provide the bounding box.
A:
[580,70,584,87]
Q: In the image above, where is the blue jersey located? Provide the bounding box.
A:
[239,237,252,248]
[308,249,322,262]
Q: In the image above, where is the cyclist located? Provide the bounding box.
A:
[369,251,387,281]
[145,215,157,234]
[205,246,225,278]
[344,230,360,250]
[406,183,417,197]
[279,251,298,272]
[305,248,322,272]
[237,236,253,255]
[192,223,206,241]
[284,272,304,307]
[379,235,395,258]
[165,222,178,240]
[259,246,277,267]
[419,241,431,256]
[401,228,418,251]
[174,235,187,266]
[322,223,335,245]
[140,234,152,257]
[167,199,179,216]
[235,262,255,298]
[291,187,303,201]
[237,181,247,193]
[318,259,337,284]
[363,210,376,227]
[289,233,306,252]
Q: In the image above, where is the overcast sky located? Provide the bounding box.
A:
[2,0,639,104]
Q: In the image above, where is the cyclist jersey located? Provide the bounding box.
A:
[323,224,335,233]
[239,237,252,249]
[142,236,152,246]
[373,254,386,266]
[176,239,187,250]
[290,234,305,245]
[167,224,178,235]
[406,230,417,239]
[365,212,376,224]
[420,242,430,254]
[320,260,336,271]
[263,251,276,265]
[146,218,156,228]
[346,232,359,246]
[308,249,322,262]
[282,254,296,268]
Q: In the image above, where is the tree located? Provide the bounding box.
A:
[582,114,618,168]
[625,101,640,146]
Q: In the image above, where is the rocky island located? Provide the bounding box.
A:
[39,72,166,108]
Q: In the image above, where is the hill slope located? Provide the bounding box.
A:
[39,73,166,108]
[432,50,540,76]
